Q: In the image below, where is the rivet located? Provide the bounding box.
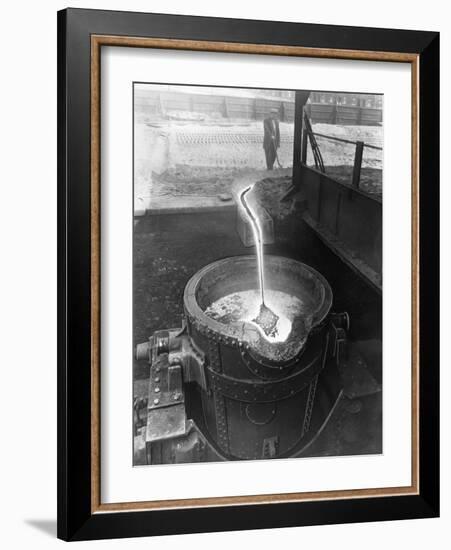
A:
[153,398,160,405]
[155,387,160,393]
[154,377,160,383]
[173,393,180,400]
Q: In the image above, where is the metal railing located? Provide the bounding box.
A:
[311,132,383,151]
[301,128,382,190]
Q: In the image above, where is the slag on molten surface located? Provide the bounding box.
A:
[204,289,304,343]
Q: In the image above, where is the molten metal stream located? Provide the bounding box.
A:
[239,185,266,304]
[239,185,279,337]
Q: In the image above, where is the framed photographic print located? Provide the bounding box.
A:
[57,8,439,541]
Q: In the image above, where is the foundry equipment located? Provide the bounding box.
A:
[135,255,348,463]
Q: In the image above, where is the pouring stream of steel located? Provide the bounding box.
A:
[239,185,279,336]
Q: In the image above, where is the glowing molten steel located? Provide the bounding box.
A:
[237,185,290,342]
[204,289,300,344]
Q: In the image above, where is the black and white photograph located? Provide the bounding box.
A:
[132,83,383,466]
[0,0,444,545]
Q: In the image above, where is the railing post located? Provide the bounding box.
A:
[292,91,311,190]
[301,128,308,164]
[352,141,364,188]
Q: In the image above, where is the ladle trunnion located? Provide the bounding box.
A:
[136,256,349,463]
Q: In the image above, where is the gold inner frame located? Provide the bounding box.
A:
[90,35,419,514]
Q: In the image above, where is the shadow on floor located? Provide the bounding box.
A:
[25,519,57,538]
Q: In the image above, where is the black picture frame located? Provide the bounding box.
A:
[57,7,439,541]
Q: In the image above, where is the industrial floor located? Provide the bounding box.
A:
[133,197,382,464]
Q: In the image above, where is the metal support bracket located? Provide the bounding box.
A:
[330,312,349,365]
[146,359,187,443]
